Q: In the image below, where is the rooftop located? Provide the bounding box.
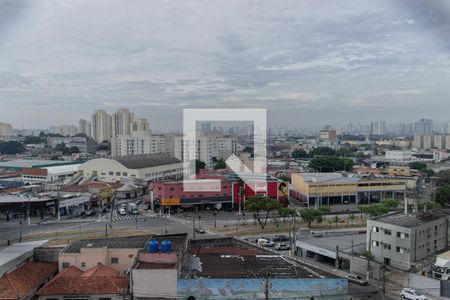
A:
[36,264,128,296]
[0,159,80,170]
[63,235,152,253]
[182,237,323,279]
[115,153,180,169]
[298,173,360,184]
[0,262,58,300]
[0,240,49,277]
[62,233,188,253]
[371,211,448,228]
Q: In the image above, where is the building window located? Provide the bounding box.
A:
[123,172,128,176]
[81,262,86,268]
[111,257,119,264]
[115,172,120,176]
[384,244,391,250]
[397,232,409,239]
[62,262,70,269]
[372,240,379,247]
[373,226,379,233]
[384,229,392,235]
[396,247,405,254]
[109,171,113,175]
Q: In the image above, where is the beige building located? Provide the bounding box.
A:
[59,235,152,274]
[0,122,13,137]
[79,153,183,182]
[291,173,406,206]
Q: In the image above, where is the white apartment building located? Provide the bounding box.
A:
[174,134,237,169]
[112,108,133,137]
[0,122,13,137]
[385,150,412,161]
[111,135,150,157]
[91,109,112,143]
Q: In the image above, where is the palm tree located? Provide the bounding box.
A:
[348,214,356,227]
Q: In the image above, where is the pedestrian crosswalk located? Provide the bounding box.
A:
[111,214,157,221]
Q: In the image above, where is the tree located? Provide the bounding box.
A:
[436,170,450,186]
[358,204,389,218]
[278,207,295,223]
[310,147,336,157]
[0,141,25,154]
[334,215,340,227]
[23,136,45,144]
[309,156,354,172]
[214,158,227,169]
[348,214,356,226]
[244,196,279,230]
[433,185,450,206]
[381,198,399,209]
[195,159,206,174]
[299,208,318,228]
[409,162,434,177]
[291,149,308,159]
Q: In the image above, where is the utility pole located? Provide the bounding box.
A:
[19,221,22,242]
[193,219,196,238]
[105,223,108,238]
[262,268,272,300]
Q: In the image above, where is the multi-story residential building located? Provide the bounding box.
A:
[423,135,433,150]
[367,211,449,270]
[111,135,150,157]
[112,108,132,137]
[78,118,88,135]
[290,173,406,206]
[414,119,433,136]
[48,124,79,136]
[319,129,337,140]
[371,121,386,135]
[385,150,412,161]
[0,122,13,137]
[130,117,150,136]
[174,134,237,169]
[90,109,112,143]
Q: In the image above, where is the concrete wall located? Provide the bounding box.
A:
[59,247,139,274]
[409,273,440,297]
[38,294,122,300]
[178,278,347,299]
[132,268,177,299]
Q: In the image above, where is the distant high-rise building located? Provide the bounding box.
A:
[131,118,150,137]
[0,122,13,137]
[112,108,132,137]
[371,121,386,136]
[414,119,433,136]
[91,109,112,143]
[79,119,88,135]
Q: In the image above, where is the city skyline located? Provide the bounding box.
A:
[1,0,450,130]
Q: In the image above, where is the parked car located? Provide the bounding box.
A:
[257,238,274,247]
[400,288,427,300]
[272,235,290,243]
[275,242,290,251]
[118,207,126,216]
[195,228,205,234]
[345,274,368,286]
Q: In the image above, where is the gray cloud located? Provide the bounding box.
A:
[0,0,450,130]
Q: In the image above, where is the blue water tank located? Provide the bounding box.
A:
[161,240,172,253]
[148,240,159,253]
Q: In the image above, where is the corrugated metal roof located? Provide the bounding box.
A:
[115,154,180,169]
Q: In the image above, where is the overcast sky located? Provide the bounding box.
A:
[1,0,450,130]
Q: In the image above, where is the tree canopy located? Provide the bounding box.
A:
[195,159,206,174]
[309,156,353,172]
[433,185,450,207]
[244,195,279,229]
[299,207,329,228]
[0,141,25,154]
